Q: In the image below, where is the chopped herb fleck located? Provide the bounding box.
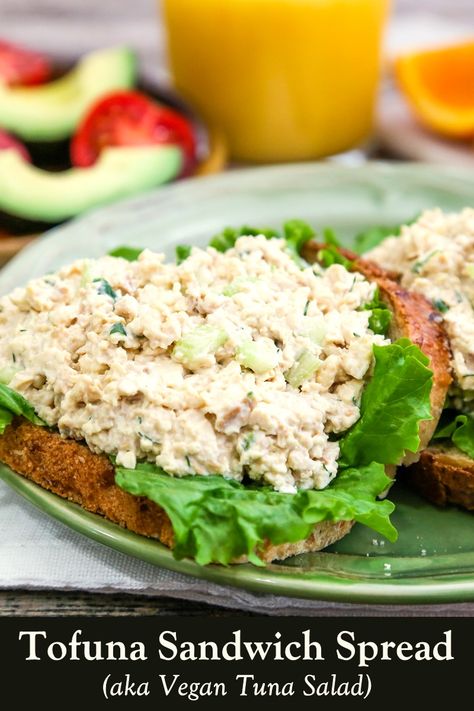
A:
[242,433,255,451]
[139,431,160,445]
[110,323,127,337]
[433,298,449,313]
[303,300,310,316]
[411,250,441,274]
[93,278,117,300]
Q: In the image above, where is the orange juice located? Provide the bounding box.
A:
[162,0,390,162]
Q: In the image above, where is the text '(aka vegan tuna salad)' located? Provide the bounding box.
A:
[0,236,388,494]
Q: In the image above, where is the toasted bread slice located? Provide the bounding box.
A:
[402,444,474,511]
[0,246,451,562]
[0,418,353,563]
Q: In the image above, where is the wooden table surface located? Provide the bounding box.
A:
[1,0,473,617]
[0,590,257,617]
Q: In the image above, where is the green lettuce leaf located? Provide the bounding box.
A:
[321,227,341,247]
[0,408,13,434]
[360,286,392,336]
[317,245,352,270]
[107,220,316,270]
[353,214,420,255]
[433,411,474,458]
[108,245,144,261]
[354,225,401,254]
[282,219,315,265]
[339,339,433,467]
[176,245,192,264]
[209,225,280,253]
[209,220,314,267]
[115,461,396,566]
[367,308,391,336]
[0,383,45,434]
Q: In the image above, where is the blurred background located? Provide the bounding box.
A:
[3,1,474,77]
[0,0,473,261]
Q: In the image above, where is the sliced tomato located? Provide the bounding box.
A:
[71,90,197,175]
[0,40,51,86]
[0,129,30,161]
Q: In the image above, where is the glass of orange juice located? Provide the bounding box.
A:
[162,0,390,163]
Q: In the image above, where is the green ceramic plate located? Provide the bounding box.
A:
[2,162,474,603]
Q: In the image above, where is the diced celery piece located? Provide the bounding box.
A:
[173,325,228,368]
[0,366,19,385]
[285,350,320,388]
[303,316,327,345]
[466,263,474,279]
[236,339,279,374]
[222,276,257,297]
[80,261,92,287]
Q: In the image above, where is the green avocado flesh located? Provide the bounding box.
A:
[0,46,136,142]
[0,146,182,221]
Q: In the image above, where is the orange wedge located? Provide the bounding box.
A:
[396,40,474,138]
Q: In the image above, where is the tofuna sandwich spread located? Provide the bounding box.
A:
[0,221,449,564]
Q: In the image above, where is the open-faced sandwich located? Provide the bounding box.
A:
[0,221,450,565]
[367,208,474,511]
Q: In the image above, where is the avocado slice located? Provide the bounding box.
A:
[0,146,182,222]
[0,47,136,142]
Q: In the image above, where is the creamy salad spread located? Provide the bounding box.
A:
[369,208,474,413]
[0,236,386,493]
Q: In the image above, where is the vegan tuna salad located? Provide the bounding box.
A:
[0,223,443,564]
[0,236,386,493]
[369,208,474,409]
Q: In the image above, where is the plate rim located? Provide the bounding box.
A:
[2,465,474,604]
[4,160,474,291]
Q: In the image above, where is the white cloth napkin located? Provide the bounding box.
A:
[2,481,474,616]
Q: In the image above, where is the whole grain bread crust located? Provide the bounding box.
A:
[402,444,474,511]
